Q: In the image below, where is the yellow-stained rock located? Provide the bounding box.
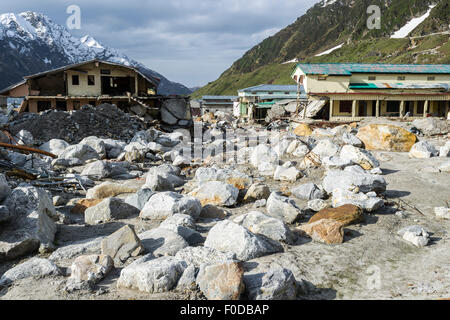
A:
[71,198,103,214]
[308,204,363,226]
[356,124,417,152]
[298,219,344,244]
[293,123,313,136]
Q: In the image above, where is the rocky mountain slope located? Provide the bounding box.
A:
[0,12,192,95]
[192,0,449,98]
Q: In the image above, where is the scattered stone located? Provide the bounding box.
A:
[311,139,339,160]
[435,207,450,220]
[411,118,448,136]
[101,225,145,265]
[322,156,353,170]
[291,183,325,200]
[439,141,450,157]
[293,123,313,136]
[204,220,283,261]
[342,132,362,147]
[308,199,328,212]
[199,204,229,219]
[397,226,430,247]
[66,254,113,290]
[84,198,140,225]
[40,139,70,156]
[0,258,61,287]
[0,173,11,202]
[331,189,384,212]
[254,199,266,208]
[59,144,100,163]
[71,198,103,214]
[339,145,379,170]
[250,144,279,167]
[194,167,253,190]
[190,181,239,207]
[140,192,201,220]
[86,181,140,199]
[124,188,155,211]
[266,192,303,224]
[1,186,57,261]
[245,268,298,300]
[117,255,186,293]
[356,124,417,152]
[323,168,387,195]
[196,261,244,300]
[273,166,302,183]
[49,237,103,262]
[298,219,344,244]
[234,211,296,244]
[175,246,236,267]
[176,265,198,291]
[309,204,363,226]
[138,228,189,256]
[409,141,439,159]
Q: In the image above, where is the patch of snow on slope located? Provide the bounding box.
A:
[321,0,338,7]
[315,43,344,56]
[391,5,436,39]
[282,58,298,64]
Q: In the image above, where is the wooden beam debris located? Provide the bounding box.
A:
[0,142,57,158]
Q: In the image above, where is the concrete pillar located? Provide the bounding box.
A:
[375,100,380,117]
[352,100,357,118]
[329,100,334,120]
[67,100,74,111]
[399,100,405,117]
[414,101,418,117]
[446,101,449,119]
[423,100,429,117]
[29,100,38,113]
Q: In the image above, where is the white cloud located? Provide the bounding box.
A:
[1,0,319,86]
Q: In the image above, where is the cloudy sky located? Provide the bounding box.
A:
[2,0,319,87]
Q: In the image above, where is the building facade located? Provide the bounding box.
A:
[0,59,160,113]
[237,84,306,121]
[292,63,450,121]
[200,96,238,115]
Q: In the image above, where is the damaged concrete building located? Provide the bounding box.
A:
[237,84,307,122]
[0,59,192,126]
[292,63,450,121]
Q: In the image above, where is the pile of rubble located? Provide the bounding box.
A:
[4,104,149,145]
[0,111,449,300]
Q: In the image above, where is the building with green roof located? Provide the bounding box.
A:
[292,63,450,121]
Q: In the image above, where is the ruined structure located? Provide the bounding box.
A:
[292,63,450,121]
[0,59,192,126]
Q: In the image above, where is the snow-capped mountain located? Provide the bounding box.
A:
[0,11,192,95]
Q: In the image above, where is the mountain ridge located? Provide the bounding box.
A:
[192,0,449,98]
[0,11,192,95]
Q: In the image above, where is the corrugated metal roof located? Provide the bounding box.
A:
[202,95,238,100]
[349,82,450,91]
[296,63,450,75]
[238,84,300,93]
[22,59,160,86]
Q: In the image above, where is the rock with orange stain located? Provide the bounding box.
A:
[356,124,417,152]
[70,198,103,214]
[190,181,239,207]
[194,167,253,190]
[298,219,344,244]
[196,261,245,300]
[308,204,363,226]
[293,123,313,136]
